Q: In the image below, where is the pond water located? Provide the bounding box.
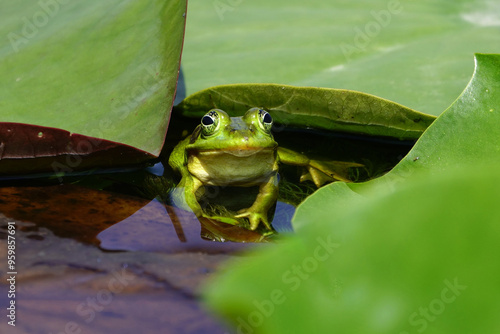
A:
[0,167,295,334]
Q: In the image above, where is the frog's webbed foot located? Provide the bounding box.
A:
[235,210,272,231]
[301,160,364,187]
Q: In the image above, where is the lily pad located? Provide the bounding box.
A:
[0,0,186,174]
[176,83,435,140]
[182,0,500,115]
[203,54,500,333]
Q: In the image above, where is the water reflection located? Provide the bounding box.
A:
[0,180,282,333]
[0,183,294,252]
[97,198,293,252]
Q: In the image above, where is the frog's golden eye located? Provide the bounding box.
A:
[201,110,220,136]
[258,109,273,133]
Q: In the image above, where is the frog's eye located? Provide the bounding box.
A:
[201,110,220,136]
[258,109,273,132]
[202,115,214,126]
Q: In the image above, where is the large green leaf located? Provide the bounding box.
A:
[294,53,500,229]
[176,83,435,140]
[203,54,500,333]
[0,0,186,174]
[183,0,500,115]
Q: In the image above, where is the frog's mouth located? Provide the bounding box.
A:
[196,147,275,158]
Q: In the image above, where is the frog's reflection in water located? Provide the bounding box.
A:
[98,196,294,250]
[191,183,295,240]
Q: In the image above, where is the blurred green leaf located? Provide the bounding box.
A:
[0,0,186,173]
[183,0,500,115]
[177,83,435,140]
[203,54,500,333]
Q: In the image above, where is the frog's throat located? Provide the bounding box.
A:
[187,148,278,186]
[192,147,275,158]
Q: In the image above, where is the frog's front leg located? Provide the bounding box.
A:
[235,173,279,230]
[170,171,204,217]
[171,175,245,227]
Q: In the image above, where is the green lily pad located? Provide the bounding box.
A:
[176,83,435,140]
[203,54,500,333]
[0,0,186,174]
[183,0,500,115]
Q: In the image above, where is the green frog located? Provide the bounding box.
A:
[168,107,360,230]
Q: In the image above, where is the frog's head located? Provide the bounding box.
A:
[188,108,277,156]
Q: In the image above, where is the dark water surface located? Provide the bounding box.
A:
[0,179,278,334]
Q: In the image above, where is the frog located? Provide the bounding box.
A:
[168,107,362,231]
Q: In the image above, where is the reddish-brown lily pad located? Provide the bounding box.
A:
[0,123,154,175]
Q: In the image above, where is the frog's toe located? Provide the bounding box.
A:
[235,210,271,231]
